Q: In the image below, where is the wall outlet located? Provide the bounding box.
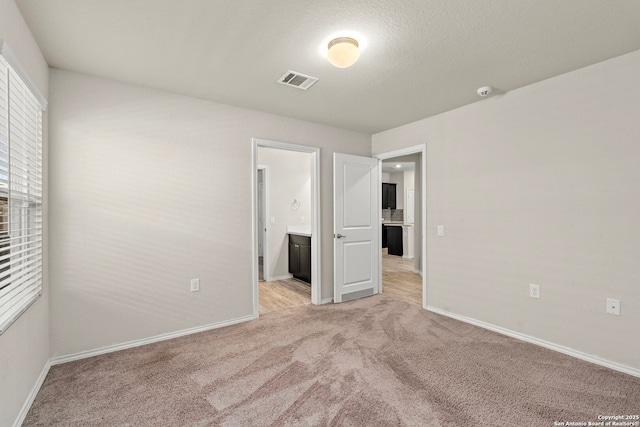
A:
[437,225,445,236]
[529,283,540,299]
[190,278,200,292]
[606,298,620,316]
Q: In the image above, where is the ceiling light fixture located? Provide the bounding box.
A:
[327,37,359,68]
[395,164,402,168]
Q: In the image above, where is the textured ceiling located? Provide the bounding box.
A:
[382,162,415,173]
[16,0,640,134]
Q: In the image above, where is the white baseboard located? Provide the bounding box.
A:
[320,298,333,304]
[266,274,293,282]
[427,305,640,379]
[50,314,255,366]
[13,359,51,427]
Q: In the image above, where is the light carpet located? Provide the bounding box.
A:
[24,295,640,426]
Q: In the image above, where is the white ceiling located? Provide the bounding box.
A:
[16,0,640,134]
[382,162,414,173]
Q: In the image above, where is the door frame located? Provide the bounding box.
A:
[257,165,269,282]
[251,138,321,318]
[373,144,427,309]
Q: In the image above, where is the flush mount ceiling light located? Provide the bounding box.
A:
[327,37,359,68]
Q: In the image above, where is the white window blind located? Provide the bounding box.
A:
[0,52,44,335]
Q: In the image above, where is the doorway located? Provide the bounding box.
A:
[252,138,321,318]
[374,144,427,309]
[380,156,422,306]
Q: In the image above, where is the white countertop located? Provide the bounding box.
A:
[287,225,312,237]
[382,222,414,227]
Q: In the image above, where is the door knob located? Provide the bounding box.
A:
[335,233,347,239]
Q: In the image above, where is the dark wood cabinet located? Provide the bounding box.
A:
[288,234,311,284]
[382,183,397,209]
[381,224,387,248]
[386,225,403,256]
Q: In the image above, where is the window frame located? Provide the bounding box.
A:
[0,41,47,335]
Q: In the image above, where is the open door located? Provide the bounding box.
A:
[333,153,380,303]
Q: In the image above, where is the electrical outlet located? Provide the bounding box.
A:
[529,283,540,299]
[437,225,444,236]
[606,298,620,316]
[190,278,200,292]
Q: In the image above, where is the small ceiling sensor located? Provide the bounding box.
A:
[477,86,493,97]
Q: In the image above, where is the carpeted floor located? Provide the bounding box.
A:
[25,295,640,426]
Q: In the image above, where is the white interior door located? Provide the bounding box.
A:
[333,153,380,303]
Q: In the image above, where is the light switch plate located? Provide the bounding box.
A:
[437,225,444,236]
[190,278,200,292]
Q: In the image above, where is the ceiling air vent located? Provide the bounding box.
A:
[277,70,319,90]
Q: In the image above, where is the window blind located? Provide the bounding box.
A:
[0,53,44,335]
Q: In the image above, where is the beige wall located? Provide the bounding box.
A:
[373,50,640,369]
[257,147,311,279]
[0,0,50,425]
[48,69,370,357]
